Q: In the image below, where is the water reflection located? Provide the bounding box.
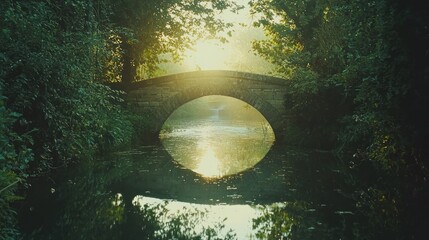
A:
[133,195,261,239]
[15,95,361,240]
[160,95,275,178]
[195,142,222,177]
[18,144,357,240]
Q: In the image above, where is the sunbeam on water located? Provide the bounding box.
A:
[195,145,222,178]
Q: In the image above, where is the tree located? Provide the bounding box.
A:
[0,0,243,236]
[0,1,131,236]
[250,0,429,238]
[108,0,240,82]
[250,0,351,149]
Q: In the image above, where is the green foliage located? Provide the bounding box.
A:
[0,83,32,239]
[125,112,159,144]
[1,0,132,171]
[0,0,132,236]
[1,0,242,237]
[250,0,353,149]
[251,0,429,238]
[107,0,240,81]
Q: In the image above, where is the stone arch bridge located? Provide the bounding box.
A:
[115,70,290,140]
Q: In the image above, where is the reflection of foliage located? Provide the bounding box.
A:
[159,124,174,138]
[24,155,237,239]
[27,160,127,239]
[253,204,295,239]
[253,201,348,240]
[253,202,328,240]
[130,201,237,240]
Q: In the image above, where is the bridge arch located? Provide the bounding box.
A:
[121,71,290,140]
[158,85,283,137]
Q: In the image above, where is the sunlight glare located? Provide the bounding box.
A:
[183,40,230,70]
[158,0,276,75]
[194,146,222,178]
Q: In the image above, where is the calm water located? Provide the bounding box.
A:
[18,141,353,239]
[18,98,356,239]
[21,145,349,239]
[161,119,275,178]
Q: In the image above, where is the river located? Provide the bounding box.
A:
[17,97,356,239]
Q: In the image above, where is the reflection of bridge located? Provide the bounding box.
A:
[116,70,291,140]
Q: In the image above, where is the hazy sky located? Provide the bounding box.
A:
[157,0,276,76]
